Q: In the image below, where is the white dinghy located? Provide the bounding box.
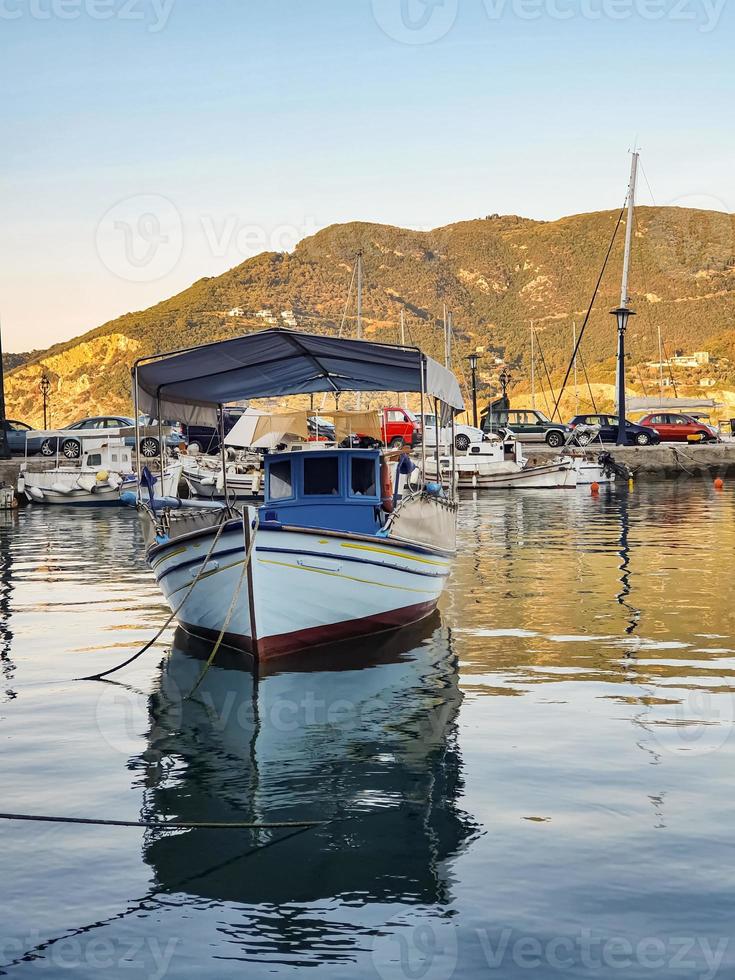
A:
[133,328,464,662]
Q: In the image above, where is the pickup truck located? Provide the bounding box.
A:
[380,407,422,449]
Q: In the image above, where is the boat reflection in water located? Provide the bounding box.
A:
[136,622,478,956]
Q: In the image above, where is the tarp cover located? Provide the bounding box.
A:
[135,329,464,425]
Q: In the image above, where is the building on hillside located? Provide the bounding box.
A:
[281,309,298,327]
[256,309,278,325]
[226,307,245,317]
[700,378,717,388]
[646,350,712,371]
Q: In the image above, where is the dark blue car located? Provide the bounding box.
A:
[1,419,48,456]
[568,414,661,446]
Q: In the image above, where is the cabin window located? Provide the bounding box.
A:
[87,454,102,466]
[351,457,377,497]
[303,457,339,496]
[269,460,293,499]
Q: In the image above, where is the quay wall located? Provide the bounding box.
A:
[527,443,735,479]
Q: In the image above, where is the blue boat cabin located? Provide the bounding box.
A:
[258,449,384,535]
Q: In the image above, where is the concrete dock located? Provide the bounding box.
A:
[527,442,735,479]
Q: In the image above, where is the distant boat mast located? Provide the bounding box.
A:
[616,151,639,423]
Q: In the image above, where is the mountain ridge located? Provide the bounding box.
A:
[6,206,735,426]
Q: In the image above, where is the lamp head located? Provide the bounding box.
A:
[610,306,635,333]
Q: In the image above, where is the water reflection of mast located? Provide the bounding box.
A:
[0,516,16,700]
[616,492,640,638]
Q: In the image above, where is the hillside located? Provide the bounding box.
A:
[6,207,735,426]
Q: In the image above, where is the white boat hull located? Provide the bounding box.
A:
[184,471,261,500]
[148,516,452,659]
[453,459,577,490]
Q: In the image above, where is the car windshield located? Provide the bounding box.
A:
[534,412,551,422]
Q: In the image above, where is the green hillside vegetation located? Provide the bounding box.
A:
[6,207,735,425]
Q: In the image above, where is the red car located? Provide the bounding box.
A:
[638,413,719,443]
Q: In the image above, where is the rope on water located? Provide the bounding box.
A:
[184,510,260,700]
[77,513,229,682]
[0,811,326,830]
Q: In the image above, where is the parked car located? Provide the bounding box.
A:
[40,415,186,460]
[185,407,248,455]
[568,414,661,446]
[379,407,422,449]
[638,413,720,443]
[1,419,49,456]
[421,413,484,452]
[483,408,570,448]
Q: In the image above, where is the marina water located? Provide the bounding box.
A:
[1,482,734,979]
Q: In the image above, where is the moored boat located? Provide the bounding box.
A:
[134,328,464,661]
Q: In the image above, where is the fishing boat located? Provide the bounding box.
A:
[18,437,182,506]
[133,328,463,660]
[426,430,577,490]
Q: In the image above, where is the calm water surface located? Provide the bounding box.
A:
[0,484,734,979]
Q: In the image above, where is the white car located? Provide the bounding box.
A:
[421,413,484,451]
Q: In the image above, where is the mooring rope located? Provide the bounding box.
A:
[184,510,260,700]
[77,512,229,682]
[0,811,326,830]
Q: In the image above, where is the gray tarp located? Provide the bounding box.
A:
[135,329,464,425]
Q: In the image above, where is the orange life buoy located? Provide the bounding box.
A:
[380,459,394,513]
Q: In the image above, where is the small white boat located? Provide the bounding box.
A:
[182,454,263,500]
[134,328,464,662]
[19,438,182,506]
[426,432,577,490]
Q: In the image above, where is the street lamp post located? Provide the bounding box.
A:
[0,319,10,460]
[467,353,479,428]
[611,306,635,447]
[498,368,512,401]
[39,373,51,430]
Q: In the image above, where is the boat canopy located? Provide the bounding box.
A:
[134,329,464,425]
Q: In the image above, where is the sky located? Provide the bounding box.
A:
[1,0,734,352]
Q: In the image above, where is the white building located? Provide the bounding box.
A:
[226,307,245,318]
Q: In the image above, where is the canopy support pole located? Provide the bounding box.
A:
[218,405,230,510]
[420,357,426,484]
[434,398,442,489]
[157,397,165,496]
[450,411,456,501]
[134,369,141,493]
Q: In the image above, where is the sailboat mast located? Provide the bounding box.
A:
[356,249,363,409]
[573,322,579,416]
[530,322,536,410]
[401,308,409,411]
[616,151,639,420]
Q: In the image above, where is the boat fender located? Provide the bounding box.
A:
[120,491,138,508]
[107,472,123,489]
[380,459,394,514]
[77,474,97,493]
[425,482,444,497]
[96,470,109,482]
[28,486,44,500]
[51,482,73,495]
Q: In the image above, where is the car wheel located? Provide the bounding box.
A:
[454,433,471,452]
[389,437,404,449]
[62,439,81,460]
[636,433,651,446]
[140,437,160,458]
[40,439,55,457]
[546,431,564,449]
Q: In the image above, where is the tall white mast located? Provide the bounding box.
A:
[356,249,363,408]
[530,321,536,410]
[446,310,453,369]
[400,308,409,411]
[657,322,665,402]
[616,151,639,417]
[573,321,579,415]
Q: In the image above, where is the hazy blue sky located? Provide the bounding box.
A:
[1,0,733,351]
